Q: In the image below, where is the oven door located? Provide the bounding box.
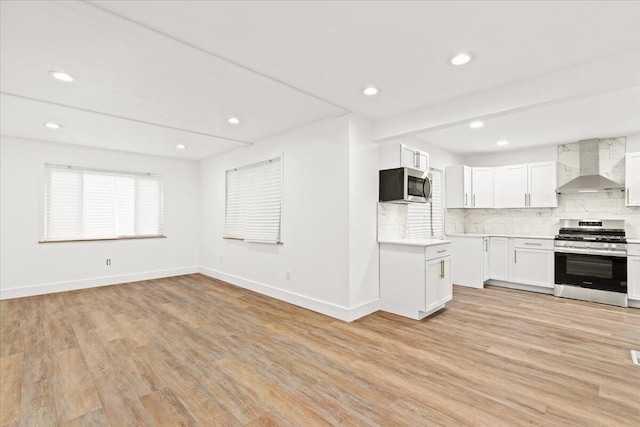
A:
[554,251,627,293]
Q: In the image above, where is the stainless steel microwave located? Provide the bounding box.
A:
[379,167,431,203]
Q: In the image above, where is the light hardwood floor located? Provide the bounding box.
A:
[1,274,639,426]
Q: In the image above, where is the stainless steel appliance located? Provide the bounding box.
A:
[379,167,432,204]
[554,219,628,307]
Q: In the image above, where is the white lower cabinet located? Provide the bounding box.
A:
[513,248,554,288]
[483,237,490,282]
[489,237,510,281]
[380,242,452,320]
[629,244,640,301]
[447,235,487,288]
[488,237,554,289]
[426,255,452,311]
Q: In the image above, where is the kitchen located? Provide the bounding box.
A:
[1,1,639,426]
[376,137,640,320]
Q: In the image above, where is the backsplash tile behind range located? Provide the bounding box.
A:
[464,184,640,238]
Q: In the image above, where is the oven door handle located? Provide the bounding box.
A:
[554,247,627,257]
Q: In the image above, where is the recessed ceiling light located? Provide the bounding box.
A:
[497,140,509,146]
[227,117,241,125]
[469,121,484,129]
[44,122,62,129]
[48,71,75,82]
[448,52,474,66]
[361,86,379,96]
[176,144,187,150]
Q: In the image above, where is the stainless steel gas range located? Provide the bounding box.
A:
[554,219,628,307]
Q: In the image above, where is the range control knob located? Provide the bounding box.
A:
[611,244,617,249]
[603,243,610,248]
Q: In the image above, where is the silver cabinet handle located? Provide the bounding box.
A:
[473,194,476,207]
[524,193,527,206]
[464,193,468,206]
[437,249,447,253]
[485,239,488,252]
[514,250,517,263]
[528,193,532,206]
[524,242,542,246]
[440,259,445,279]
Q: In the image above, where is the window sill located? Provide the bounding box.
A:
[223,236,283,245]
[39,235,167,244]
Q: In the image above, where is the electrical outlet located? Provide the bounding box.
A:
[286,271,291,280]
[106,258,111,266]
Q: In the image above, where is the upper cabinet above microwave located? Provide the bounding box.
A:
[379,143,429,173]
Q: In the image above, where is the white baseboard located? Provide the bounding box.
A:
[0,266,199,300]
[198,266,379,322]
[485,280,554,295]
[629,299,640,309]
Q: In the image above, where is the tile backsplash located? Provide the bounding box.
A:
[460,191,640,238]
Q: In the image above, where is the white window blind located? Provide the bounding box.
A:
[44,164,163,241]
[430,169,444,237]
[407,169,444,239]
[224,156,282,244]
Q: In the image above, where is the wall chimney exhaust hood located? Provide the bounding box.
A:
[556,139,624,194]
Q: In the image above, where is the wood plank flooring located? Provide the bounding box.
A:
[1,274,639,426]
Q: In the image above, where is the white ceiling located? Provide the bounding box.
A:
[1,1,639,159]
[416,86,640,156]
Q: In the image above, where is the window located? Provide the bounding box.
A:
[43,164,164,242]
[224,156,282,244]
[408,168,444,239]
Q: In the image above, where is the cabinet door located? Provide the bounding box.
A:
[489,237,510,281]
[439,257,453,303]
[426,258,442,311]
[494,165,528,208]
[528,162,558,208]
[626,153,640,206]
[513,249,554,288]
[471,167,493,208]
[401,145,418,170]
[628,256,640,300]
[463,166,472,207]
[416,151,429,173]
[483,237,490,281]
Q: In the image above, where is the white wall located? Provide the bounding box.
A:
[0,136,200,299]
[348,115,379,310]
[464,144,557,167]
[200,115,379,320]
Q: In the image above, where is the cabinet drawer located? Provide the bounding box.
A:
[629,244,640,256]
[514,238,554,250]
[426,243,451,260]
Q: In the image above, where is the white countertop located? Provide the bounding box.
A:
[446,233,555,240]
[628,239,640,244]
[378,238,451,247]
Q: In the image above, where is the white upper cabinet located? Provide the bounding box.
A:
[494,161,557,208]
[494,164,528,208]
[528,162,558,207]
[445,165,493,208]
[400,144,429,173]
[471,167,494,208]
[626,152,640,207]
[380,143,429,173]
